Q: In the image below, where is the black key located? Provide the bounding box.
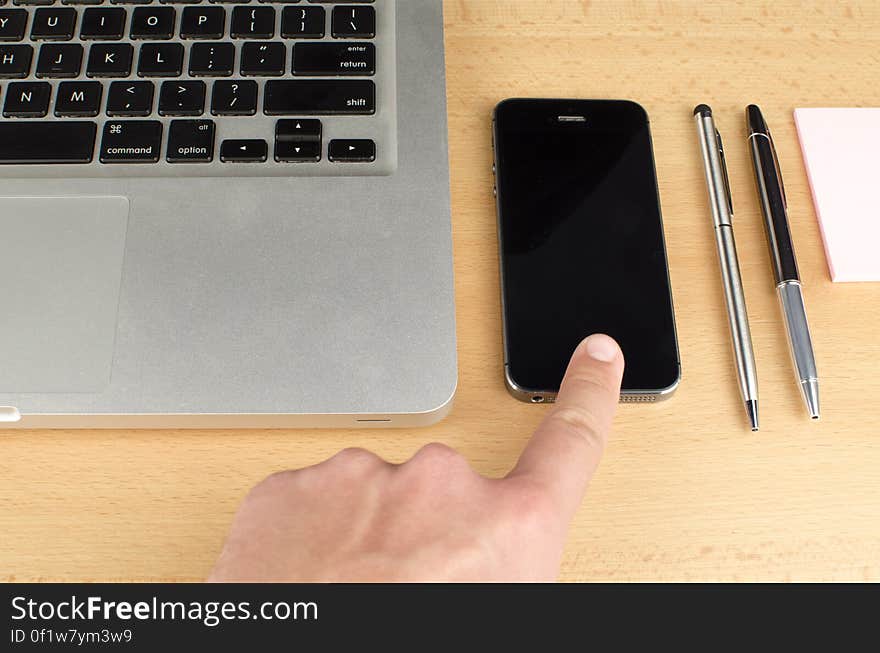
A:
[166,118,214,162]
[31,8,77,40]
[110,0,150,4]
[54,80,102,116]
[276,118,321,141]
[131,7,175,40]
[100,119,162,163]
[210,78,257,115]
[230,6,274,39]
[331,5,374,39]
[181,6,225,39]
[63,0,104,5]
[274,118,321,162]
[329,138,375,163]
[275,139,320,163]
[3,81,50,116]
[293,42,374,76]
[0,9,28,41]
[281,6,324,39]
[240,41,284,76]
[86,43,132,76]
[80,7,126,40]
[13,0,56,4]
[188,42,234,76]
[106,79,153,116]
[264,80,375,115]
[158,79,205,115]
[220,138,267,162]
[35,43,82,77]
[0,43,32,77]
[0,121,96,163]
[137,42,183,76]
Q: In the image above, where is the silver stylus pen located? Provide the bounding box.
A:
[694,105,760,431]
[747,105,820,420]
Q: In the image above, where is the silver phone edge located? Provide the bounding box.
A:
[505,365,681,405]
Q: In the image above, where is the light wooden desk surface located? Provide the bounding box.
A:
[2,1,879,582]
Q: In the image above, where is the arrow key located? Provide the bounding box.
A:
[220,139,268,163]
[329,139,376,163]
[275,118,321,162]
[275,118,321,141]
[275,139,321,163]
[106,80,154,117]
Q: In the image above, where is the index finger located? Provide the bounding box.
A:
[507,334,624,521]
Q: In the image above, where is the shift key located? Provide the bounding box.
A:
[100,120,162,163]
[264,80,375,115]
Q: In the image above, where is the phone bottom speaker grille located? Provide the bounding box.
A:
[620,395,658,403]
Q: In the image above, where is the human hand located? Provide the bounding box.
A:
[209,334,624,582]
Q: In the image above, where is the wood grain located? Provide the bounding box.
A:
[2,0,879,582]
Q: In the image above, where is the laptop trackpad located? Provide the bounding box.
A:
[0,197,128,393]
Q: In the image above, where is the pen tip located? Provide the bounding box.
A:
[694,104,712,117]
[746,400,759,432]
[803,380,820,420]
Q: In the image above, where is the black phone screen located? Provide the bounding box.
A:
[494,99,679,394]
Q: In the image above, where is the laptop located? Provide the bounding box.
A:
[0,0,457,428]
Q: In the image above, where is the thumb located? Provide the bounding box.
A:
[508,334,624,522]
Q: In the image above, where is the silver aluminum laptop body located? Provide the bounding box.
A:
[0,0,457,428]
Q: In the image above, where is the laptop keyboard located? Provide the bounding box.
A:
[0,0,395,176]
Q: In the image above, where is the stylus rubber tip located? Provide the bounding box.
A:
[693,104,712,117]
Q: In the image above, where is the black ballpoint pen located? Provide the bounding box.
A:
[747,105,820,420]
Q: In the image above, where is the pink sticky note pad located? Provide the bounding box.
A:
[794,108,880,282]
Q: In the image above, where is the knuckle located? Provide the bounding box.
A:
[245,469,298,501]
[412,442,468,468]
[546,406,606,452]
[254,469,296,490]
[328,447,384,470]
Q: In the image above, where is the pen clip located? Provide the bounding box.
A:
[765,126,788,210]
[715,129,734,219]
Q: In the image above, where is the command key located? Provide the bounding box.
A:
[100,120,162,163]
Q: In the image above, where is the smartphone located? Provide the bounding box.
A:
[493,99,680,403]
